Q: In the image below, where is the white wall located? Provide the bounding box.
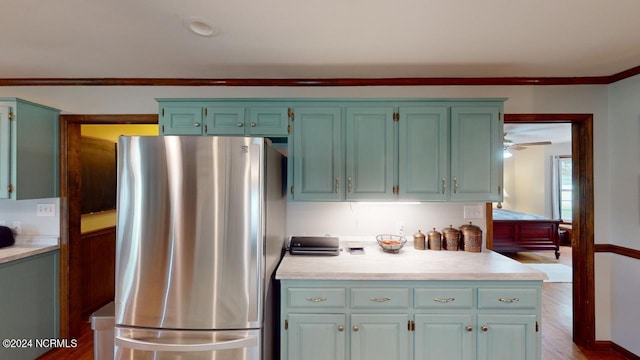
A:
[0,198,60,236]
[0,83,621,344]
[607,74,640,355]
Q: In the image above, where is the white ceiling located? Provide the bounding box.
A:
[3,0,640,79]
[504,123,571,145]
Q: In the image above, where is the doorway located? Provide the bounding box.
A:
[502,114,594,348]
[59,114,158,338]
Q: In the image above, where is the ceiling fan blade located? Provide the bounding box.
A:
[514,141,552,146]
[510,145,527,151]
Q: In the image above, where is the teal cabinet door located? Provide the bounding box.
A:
[414,314,475,360]
[292,107,343,201]
[345,107,395,201]
[398,107,449,201]
[247,106,289,136]
[477,314,537,360]
[203,106,246,135]
[0,105,12,199]
[0,99,60,200]
[160,106,203,135]
[450,106,503,201]
[287,313,346,360]
[0,252,59,360]
[350,314,409,360]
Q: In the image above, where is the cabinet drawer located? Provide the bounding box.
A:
[351,288,410,309]
[414,288,473,309]
[287,288,346,308]
[478,288,538,309]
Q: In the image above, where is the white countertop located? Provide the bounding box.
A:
[276,239,547,281]
[0,236,59,265]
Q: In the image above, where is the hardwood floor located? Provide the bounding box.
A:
[38,247,631,359]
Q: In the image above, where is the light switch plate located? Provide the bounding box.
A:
[37,203,56,217]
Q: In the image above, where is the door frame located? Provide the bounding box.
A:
[493,114,594,348]
[59,114,158,338]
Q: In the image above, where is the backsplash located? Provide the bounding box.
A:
[0,198,60,236]
[286,202,486,240]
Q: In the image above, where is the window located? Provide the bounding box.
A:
[554,155,572,221]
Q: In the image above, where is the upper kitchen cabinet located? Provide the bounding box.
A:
[291,107,343,201]
[345,107,395,201]
[397,106,449,201]
[157,99,289,137]
[0,98,60,200]
[450,105,504,202]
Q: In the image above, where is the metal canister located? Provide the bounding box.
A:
[459,222,482,252]
[442,225,460,251]
[427,228,442,250]
[413,230,426,250]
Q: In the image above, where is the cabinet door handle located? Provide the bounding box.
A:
[442,177,447,194]
[466,326,473,332]
[498,297,520,303]
[353,325,359,332]
[347,177,352,193]
[194,122,201,127]
[453,177,458,194]
[433,297,455,303]
[337,325,344,332]
[369,297,391,302]
[481,325,488,332]
[335,177,340,193]
[305,297,327,302]
[237,122,244,127]
[250,122,257,127]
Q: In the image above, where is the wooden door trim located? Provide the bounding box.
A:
[59,114,157,338]
[501,113,594,348]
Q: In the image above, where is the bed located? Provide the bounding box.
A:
[492,208,561,259]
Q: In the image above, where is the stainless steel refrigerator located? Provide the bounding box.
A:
[114,136,286,360]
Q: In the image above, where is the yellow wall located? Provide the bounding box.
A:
[80,124,158,233]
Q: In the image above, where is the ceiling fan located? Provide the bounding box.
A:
[503,133,552,151]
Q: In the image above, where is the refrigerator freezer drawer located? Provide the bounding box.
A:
[115,327,260,360]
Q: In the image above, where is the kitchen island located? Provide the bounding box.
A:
[276,241,546,360]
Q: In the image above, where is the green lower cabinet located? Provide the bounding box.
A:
[0,251,59,360]
[414,314,475,360]
[351,314,410,360]
[287,313,346,360]
[477,314,538,360]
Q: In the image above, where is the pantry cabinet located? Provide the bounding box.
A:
[0,98,60,200]
[280,280,541,360]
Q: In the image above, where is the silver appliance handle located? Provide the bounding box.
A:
[115,335,258,352]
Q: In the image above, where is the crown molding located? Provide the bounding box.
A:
[1,66,639,87]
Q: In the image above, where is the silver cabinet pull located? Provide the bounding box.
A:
[442,177,447,194]
[466,326,473,332]
[237,122,244,127]
[433,297,455,303]
[335,177,339,193]
[453,177,458,194]
[194,122,201,127]
[353,325,359,332]
[369,297,391,302]
[250,122,257,127]
[337,325,344,332]
[305,297,327,302]
[347,177,352,193]
[498,297,520,303]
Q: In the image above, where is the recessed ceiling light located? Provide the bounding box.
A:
[185,17,219,37]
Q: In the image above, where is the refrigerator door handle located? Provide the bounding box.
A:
[115,334,258,352]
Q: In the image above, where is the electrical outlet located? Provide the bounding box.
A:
[12,221,22,235]
[463,204,484,219]
[37,203,56,217]
[396,221,405,236]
